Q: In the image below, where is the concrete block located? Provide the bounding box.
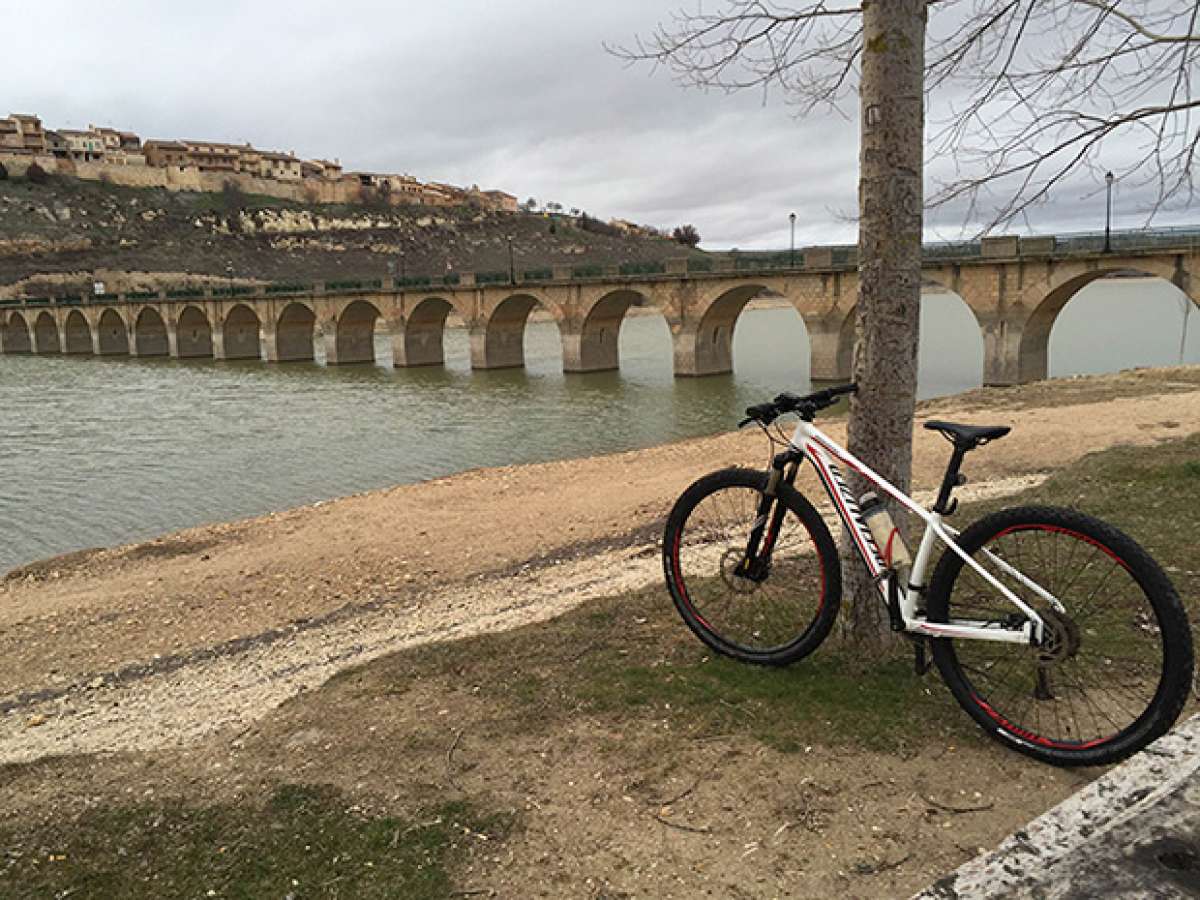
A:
[1021,236,1056,256]
[981,236,1020,258]
[804,247,834,269]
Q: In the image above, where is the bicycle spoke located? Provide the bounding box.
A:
[946,522,1167,748]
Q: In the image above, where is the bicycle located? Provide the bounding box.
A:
[662,383,1194,766]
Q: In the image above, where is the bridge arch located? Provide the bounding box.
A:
[134,307,169,357]
[222,304,262,360]
[330,299,384,365]
[1017,267,1197,382]
[97,308,129,355]
[396,296,469,368]
[63,309,92,354]
[566,289,663,373]
[33,311,60,354]
[472,293,564,370]
[176,305,214,358]
[677,284,777,377]
[274,302,317,362]
[2,311,32,354]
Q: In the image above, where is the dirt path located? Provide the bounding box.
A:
[2,367,1199,764]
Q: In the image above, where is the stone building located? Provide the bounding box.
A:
[142,139,191,168]
[0,114,46,153]
[57,129,106,161]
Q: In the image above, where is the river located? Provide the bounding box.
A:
[1,278,1196,572]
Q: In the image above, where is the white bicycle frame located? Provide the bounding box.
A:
[791,419,1061,646]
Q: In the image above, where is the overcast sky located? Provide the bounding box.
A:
[5,1,1185,249]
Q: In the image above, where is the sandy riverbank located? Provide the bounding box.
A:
[1,367,1199,762]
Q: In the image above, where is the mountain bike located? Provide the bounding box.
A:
[662,383,1194,766]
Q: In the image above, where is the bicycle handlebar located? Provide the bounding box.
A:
[739,383,858,427]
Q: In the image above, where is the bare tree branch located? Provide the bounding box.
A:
[614,0,1200,233]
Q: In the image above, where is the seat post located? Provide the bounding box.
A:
[934,445,968,515]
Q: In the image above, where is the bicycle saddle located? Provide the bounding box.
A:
[923,420,1011,449]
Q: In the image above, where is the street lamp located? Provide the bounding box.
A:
[225,262,234,295]
[1104,172,1114,253]
[789,212,797,268]
[507,237,515,284]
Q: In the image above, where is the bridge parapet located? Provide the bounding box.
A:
[2,228,1196,387]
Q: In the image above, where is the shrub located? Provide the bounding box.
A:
[672,224,701,247]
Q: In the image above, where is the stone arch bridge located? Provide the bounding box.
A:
[2,232,1196,385]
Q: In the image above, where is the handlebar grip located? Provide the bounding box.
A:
[743,402,778,424]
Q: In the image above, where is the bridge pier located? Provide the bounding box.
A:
[562,326,619,373]
[470,321,525,369]
[980,315,1027,385]
[394,321,443,367]
[673,323,733,377]
[807,312,855,382]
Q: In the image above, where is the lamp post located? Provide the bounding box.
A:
[789,212,797,268]
[1104,171,1114,253]
[508,237,515,284]
[225,262,233,295]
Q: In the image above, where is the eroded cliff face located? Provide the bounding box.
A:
[0,177,691,297]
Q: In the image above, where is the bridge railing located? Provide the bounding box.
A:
[3,227,1199,308]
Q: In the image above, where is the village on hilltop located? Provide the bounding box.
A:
[0,112,520,213]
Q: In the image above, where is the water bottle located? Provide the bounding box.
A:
[858,492,911,575]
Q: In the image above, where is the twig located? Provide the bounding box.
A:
[446,728,465,789]
[651,812,712,834]
[450,890,493,898]
[647,779,700,808]
[920,793,995,814]
[875,852,912,873]
[718,698,757,718]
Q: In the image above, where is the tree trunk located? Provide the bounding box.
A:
[841,0,927,651]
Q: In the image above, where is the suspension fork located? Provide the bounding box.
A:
[737,449,804,579]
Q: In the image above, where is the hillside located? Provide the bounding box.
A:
[0,175,704,296]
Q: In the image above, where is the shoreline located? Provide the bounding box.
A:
[5,363,1200,582]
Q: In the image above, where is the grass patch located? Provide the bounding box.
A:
[338,578,972,757]
[0,784,510,900]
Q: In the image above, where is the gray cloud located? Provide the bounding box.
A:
[5,1,1188,250]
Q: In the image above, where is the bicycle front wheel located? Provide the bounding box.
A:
[663,467,841,666]
[928,505,1194,767]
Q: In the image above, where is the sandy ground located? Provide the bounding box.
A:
[2,367,1199,765]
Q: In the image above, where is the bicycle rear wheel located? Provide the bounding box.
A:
[663,467,841,666]
[928,505,1193,766]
